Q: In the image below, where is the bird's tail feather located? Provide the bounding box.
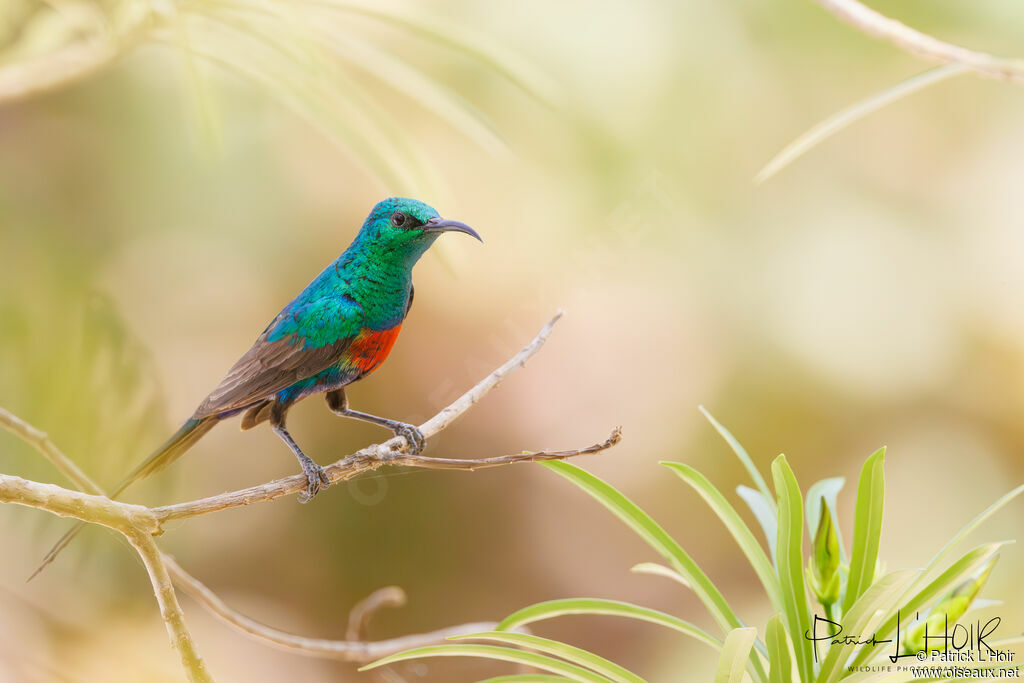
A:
[110,417,218,496]
[28,416,218,581]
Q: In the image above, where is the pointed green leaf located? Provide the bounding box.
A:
[700,407,775,512]
[630,562,692,590]
[541,462,740,632]
[903,556,998,655]
[453,633,644,683]
[849,542,1009,669]
[843,448,886,614]
[662,461,784,614]
[541,462,767,683]
[496,598,721,652]
[738,484,779,564]
[360,644,611,682]
[916,484,1024,592]
[766,615,791,683]
[772,455,814,683]
[716,627,758,683]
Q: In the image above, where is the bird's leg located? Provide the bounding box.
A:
[325,388,425,454]
[269,401,330,503]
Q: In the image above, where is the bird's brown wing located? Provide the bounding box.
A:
[193,304,363,418]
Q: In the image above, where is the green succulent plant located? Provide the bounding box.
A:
[365,410,1023,682]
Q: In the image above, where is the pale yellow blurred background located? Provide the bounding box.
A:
[1,0,1023,681]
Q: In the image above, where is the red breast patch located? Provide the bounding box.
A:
[346,325,403,375]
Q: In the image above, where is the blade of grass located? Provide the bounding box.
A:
[453,633,644,683]
[315,0,561,107]
[716,628,758,683]
[496,598,721,652]
[772,454,814,683]
[662,461,784,614]
[329,34,508,157]
[915,484,1024,592]
[541,462,768,683]
[765,615,791,683]
[219,0,508,161]
[700,406,775,513]
[843,448,886,615]
[184,5,433,193]
[159,27,414,192]
[755,64,968,184]
[737,485,779,564]
[171,7,222,153]
[360,644,613,682]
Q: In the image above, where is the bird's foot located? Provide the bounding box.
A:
[297,460,331,504]
[392,422,425,454]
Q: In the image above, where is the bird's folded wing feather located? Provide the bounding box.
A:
[193,297,364,417]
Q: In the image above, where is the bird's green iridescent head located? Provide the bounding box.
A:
[353,197,480,268]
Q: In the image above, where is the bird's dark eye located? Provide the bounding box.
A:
[390,211,407,228]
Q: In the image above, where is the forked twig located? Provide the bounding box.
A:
[814,0,1024,85]
[0,312,622,680]
[151,426,621,523]
[759,0,1024,182]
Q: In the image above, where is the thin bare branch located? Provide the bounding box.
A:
[149,311,586,522]
[130,534,214,682]
[0,407,104,495]
[419,309,563,438]
[813,0,1024,85]
[0,474,158,533]
[759,0,1024,183]
[384,427,622,471]
[0,311,619,681]
[165,557,496,662]
[0,476,203,679]
[755,63,968,184]
[151,426,619,522]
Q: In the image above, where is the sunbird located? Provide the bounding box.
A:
[33,197,480,578]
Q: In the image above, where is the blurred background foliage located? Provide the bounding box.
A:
[1,0,1023,680]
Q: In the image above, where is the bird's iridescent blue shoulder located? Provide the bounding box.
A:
[266,269,364,349]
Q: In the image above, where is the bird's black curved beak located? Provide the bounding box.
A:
[423,217,482,242]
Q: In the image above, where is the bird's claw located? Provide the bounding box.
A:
[297,462,331,504]
[393,422,425,454]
